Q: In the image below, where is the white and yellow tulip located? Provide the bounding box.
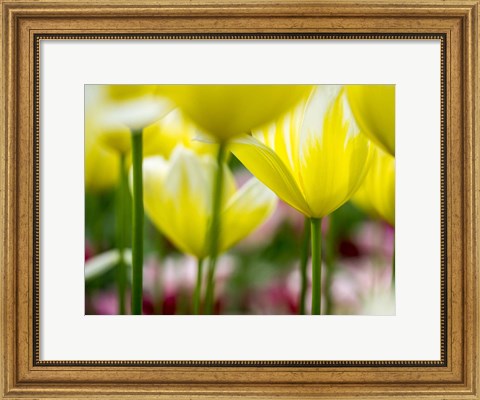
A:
[230,85,375,218]
[85,84,175,154]
[141,146,277,259]
[230,85,375,315]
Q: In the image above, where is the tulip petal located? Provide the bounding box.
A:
[346,85,395,155]
[142,150,210,258]
[101,96,174,131]
[298,85,342,156]
[352,147,395,226]
[161,85,314,141]
[253,99,307,185]
[142,155,191,257]
[220,178,278,251]
[85,119,119,191]
[298,88,374,217]
[142,147,236,259]
[143,109,218,158]
[97,125,132,154]
[230,135,312,216]
[164,151,211,257]
[86,85,176,154]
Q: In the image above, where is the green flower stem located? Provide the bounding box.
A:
[324,214,336,315]
[193,258,204,315]
[115,154,128,315]
[204,142,227,315]
[299,216,310,315]
[310,217,322,315]
[131,129,144,315]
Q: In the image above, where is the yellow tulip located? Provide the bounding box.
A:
[100,84,174,130]
[352,146,395,226]
[346,85,395,156]
[85,120,119,192]
[141,146,277,259]
[85,85,174,154]
[230,85,375,219]
[161,85,314,142]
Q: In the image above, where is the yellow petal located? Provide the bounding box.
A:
[298,86,374,217]
[142,109,218,158]
[100,95,174,131]
[162,85,314,141]
[96,125,132,154]
[86,85,175,153]
[221,178,277,251]
[141,157,174,246]
[85,94,120,190]
[142,150,206,258]
[252,97,307,187]
[346,85,395,155]
[85,124,119,192]
[230,135,312,216]
[86,85,131,154]
[352,147,395,226]
[105,85,158,102]
[141,146,236,259]
[162,149,212,257]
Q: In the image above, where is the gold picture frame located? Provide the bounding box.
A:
[1,0,478,398]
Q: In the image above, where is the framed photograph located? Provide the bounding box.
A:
[1,0,478,398]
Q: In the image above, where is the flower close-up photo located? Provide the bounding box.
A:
[85,84,395,316]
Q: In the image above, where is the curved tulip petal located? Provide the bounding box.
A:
[352,147,395,226]
[233,85,377,219]
[298,85,342,153]
[162,150,212,258]
[142,151,208,258]
[141,146,236,259]
[96,124,132,154]
[230,135,312,216]
[141,156,177,245]
[252,98,307,184]
[299,88,374,217]
[142,109,218,158]
[85,120,119,191]
[162,85,314,141]
[86,85,175,156]
[220,178,278,251]
[346,85,395,155]
[100,96,174,131]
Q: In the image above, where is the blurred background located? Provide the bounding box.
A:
[85,155,394,315]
